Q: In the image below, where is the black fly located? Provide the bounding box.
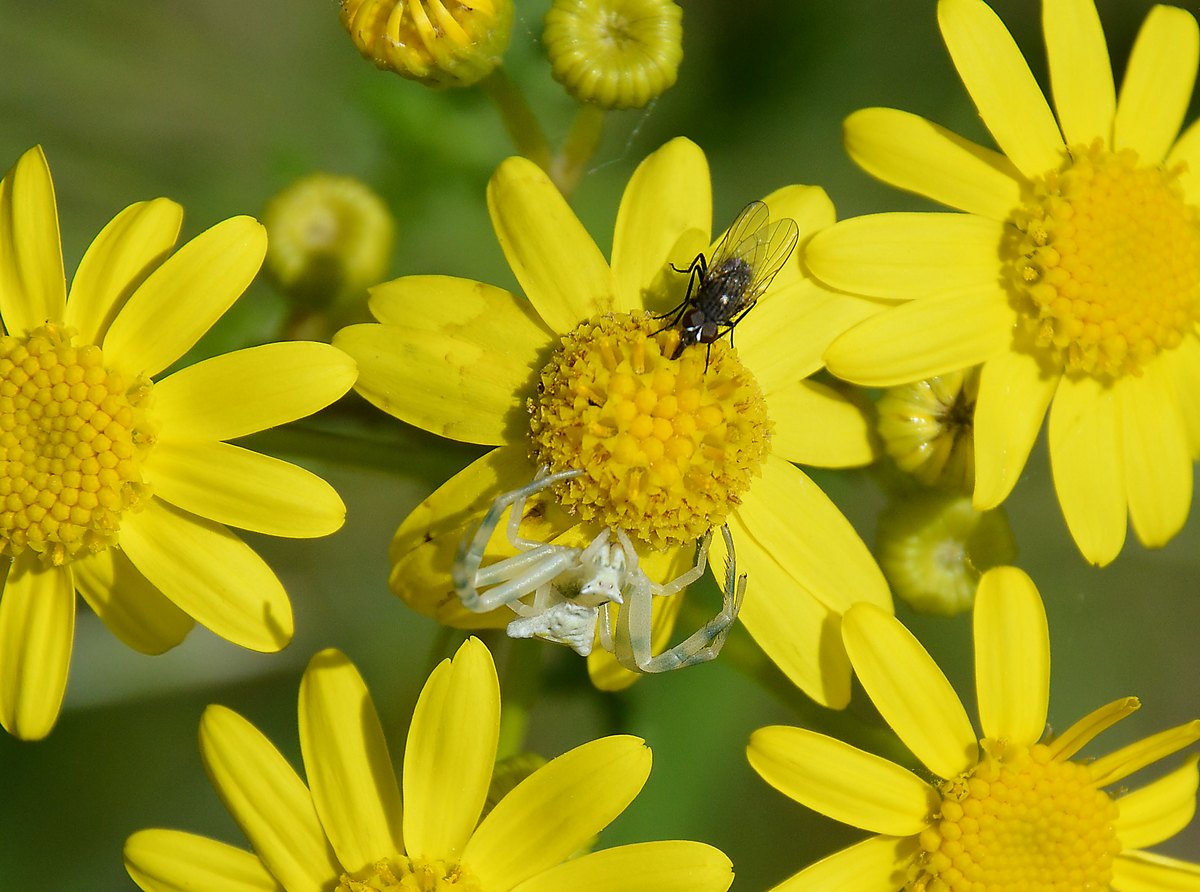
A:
[659,200,800,367]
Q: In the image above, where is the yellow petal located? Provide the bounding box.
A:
[1167,119,1200,206]
[735,280,888,389]
[1089,720,1200,789]
[611,137,711,310]
[712,513,852,709]
[510,841,733,892]
[119,500,293,652]
[771,835,911,892]
[124,829,281,892]
[825,287,1014,387]
[1115,755,1199,849]
[770,380,877,468]
[145,441,345,538]
[1047,696,1140,762]
[1114,5,1200,165]
[0,557,73,740]
[488,156,613,331]
[1111,850,1200,890]
[1118,364,1193,549]
[103,216,266,378]
[843,603,978,780]
[755,185,838,294]
[1048,373,1126,566]
[1163,336,1200,457]
[973,349,1059,509]
[1042,0,1115,147]
[0,146,66,334]
[335,320,531,446]
[938,0,1065,178]
[973,567,1049,746]
[740,457,891,615]
[298,649,403,874]
[464,735,650,890]
[844,107,1022,219]
[65,198,183,345]
[748,726,935,836]
[403,638,499,860]
[153,341,357,441]
[199,704,339,890]
[805,212,1005,299]
[73,548,193,655]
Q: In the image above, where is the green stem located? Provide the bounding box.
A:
[495,638,544,760]
[480,68,551,170]
[550,104,606,197]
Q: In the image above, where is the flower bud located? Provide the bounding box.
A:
[262,173,394,312]
[876,491,1016,616]
[340,0,514,88]
[877,368,978,493]
[544,0,683,110]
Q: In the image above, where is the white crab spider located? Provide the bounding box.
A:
[452,467,746,673]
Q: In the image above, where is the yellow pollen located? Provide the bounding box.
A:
[1009,141,1200,377]
[528,312,771,549]
[338,857,482,891]
[0,324,153,566]
[908,740,1120,891]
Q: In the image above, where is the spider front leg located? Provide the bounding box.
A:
[613,525,746,673]
[452,467,583,613]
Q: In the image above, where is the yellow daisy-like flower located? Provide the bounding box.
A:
[0,147,356,740]
[334,137,890,703]
[749,566,1200,891]
[808,0,1200,566]
[123,639,735,892]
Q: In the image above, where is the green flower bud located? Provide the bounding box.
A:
[340,0,514,88]
[544,0,683,110]
[877,368,978,493]
[876,491,1017,617]
[262,173,394,318]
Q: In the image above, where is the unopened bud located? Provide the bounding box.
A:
[544,0,683,110]
[877,368,978,493]
[340,0,514,88]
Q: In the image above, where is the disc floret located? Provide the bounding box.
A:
[1010,141,1200,378]
[909,740,1120,891]
[528,312,770,549]
[0,324,154,566]
[338,858,482,892]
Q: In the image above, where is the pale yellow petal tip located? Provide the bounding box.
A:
[305,646,353,675]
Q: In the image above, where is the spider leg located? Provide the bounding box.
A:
[617,525,746,673]
[452,467,583,612]
[649,529,712,598]
[458,547,580,613]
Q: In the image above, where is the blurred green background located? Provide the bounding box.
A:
[1,1,1198,889]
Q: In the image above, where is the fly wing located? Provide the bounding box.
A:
[742,216,800,305]
[708,200,771,270]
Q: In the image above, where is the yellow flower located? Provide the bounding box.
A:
[807,0,1200,566]
[748,566,1200,890]
[123,639,735,892]
[0,147,356,740]
[334,137,890,703]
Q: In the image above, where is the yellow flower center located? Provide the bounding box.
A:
[338,858,482,891]
[1010,141,1200,378]
[0,325,153,566]
[528,312,771,549]
[908,741,1120,891]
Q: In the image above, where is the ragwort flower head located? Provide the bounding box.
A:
[334,138,890,702]
[808,0,1200,566]
[123,639,735,892]
[0,147,356,740]
[749,566,1200,890]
